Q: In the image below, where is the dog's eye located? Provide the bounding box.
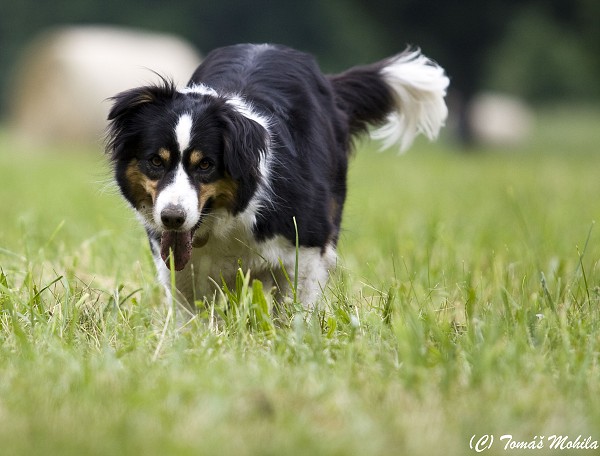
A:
[150,155,163,167]
[198,158,213,171]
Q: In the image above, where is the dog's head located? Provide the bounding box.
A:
[106,79,270,271]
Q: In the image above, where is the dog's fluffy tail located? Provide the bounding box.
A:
[330,49,449,152]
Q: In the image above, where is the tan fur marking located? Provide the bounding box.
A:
[158,148,171,163]
[134,92,155,105]
[143,179,158,202]
[188,150,204,167]
[199,178,238,212]
[125,160,158,208]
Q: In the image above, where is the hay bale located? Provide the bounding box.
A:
[9,26,201,145]
[468,92,534,147]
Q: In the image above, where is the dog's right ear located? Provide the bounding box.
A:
[107,78,176,122]
[106,78,175,159]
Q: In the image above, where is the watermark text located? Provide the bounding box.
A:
[469,434,598,452]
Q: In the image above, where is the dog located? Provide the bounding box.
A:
[106,43,449,311]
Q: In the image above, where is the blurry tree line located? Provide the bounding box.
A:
[1,0,599,123]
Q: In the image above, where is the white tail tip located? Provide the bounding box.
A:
[371,49,449,152]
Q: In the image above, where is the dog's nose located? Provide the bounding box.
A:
[160,204,186,229]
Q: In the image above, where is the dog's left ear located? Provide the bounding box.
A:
[222,107,270,207]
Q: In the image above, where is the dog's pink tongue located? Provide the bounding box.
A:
[160,231,193,271]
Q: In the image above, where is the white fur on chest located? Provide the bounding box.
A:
[153,209,336,310]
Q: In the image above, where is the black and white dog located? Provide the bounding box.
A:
[106,43,448,310]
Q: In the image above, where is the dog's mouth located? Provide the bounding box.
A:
[160,230,193,271]
[156,203,213,271]
[159,227,210,271]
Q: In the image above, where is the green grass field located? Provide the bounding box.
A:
[1,106,599,455]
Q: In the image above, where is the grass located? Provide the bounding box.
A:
[1,105,600,455]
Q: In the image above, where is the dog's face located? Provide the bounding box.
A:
[106,80,269,271]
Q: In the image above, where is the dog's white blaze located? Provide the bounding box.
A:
[175,113,193,152]
[153,163,199,231]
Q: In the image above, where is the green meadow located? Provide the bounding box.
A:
[1,105,599,455]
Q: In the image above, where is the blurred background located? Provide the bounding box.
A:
[0,0,599,148]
